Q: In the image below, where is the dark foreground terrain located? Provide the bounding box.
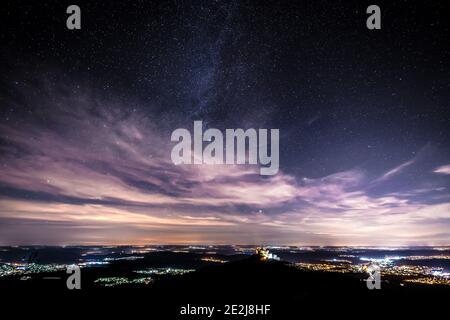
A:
[2,253,449,318]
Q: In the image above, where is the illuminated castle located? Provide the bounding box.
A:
[256,247,280,261]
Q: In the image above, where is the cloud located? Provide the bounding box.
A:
[375,159,415,182]
[0,82,449,245]
[434,164,450,175]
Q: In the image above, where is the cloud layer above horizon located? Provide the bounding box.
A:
[0,83,449,246]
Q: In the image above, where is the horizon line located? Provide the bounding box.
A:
[1,244,449,248]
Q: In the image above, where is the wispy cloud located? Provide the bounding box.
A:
[0,84,449,245]
[434,164,450,175]
[375,159,415,182]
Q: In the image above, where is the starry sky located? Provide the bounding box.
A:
[0,1,449,245]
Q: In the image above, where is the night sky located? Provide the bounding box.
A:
[0,1,449,245]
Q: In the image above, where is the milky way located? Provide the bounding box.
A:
[0,1,449,245]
